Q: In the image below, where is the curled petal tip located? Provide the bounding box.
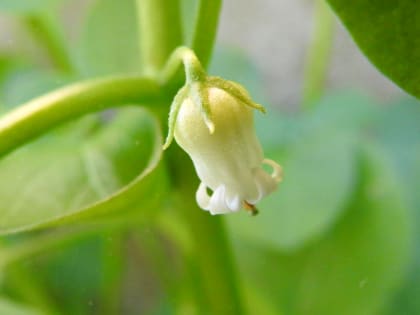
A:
[263,159,283,182]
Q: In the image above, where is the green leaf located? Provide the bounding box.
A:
[235,144,410,315]
[1,68,71,109]
[0,107,165,235]
[293,146,410,315]
[0,56,18,110]
[243,283,283,315]
[373,97,420,202]
[327,0,420,98]
[76,0,141,76]
[32,236,108,315]
[373,97,420,315]
[304,91,378,133]
[0,298,42,315]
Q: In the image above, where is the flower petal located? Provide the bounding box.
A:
[208,185,231,215]
[263,159,283,183]
[247,167,278,204]
[196,182,211,211]
[225,190,242,212]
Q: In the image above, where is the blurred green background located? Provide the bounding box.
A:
[0,0,419,314]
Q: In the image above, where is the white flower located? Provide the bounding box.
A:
[174,86,282,215]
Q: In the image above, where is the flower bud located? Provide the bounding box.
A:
[174,85,282,215]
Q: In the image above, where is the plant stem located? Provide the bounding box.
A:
[159,46,206,85]
[167,146,245,315]
[136,0,183,74]
[23,14,73,74]
[0,76,161,158]
[302,0,335,108]
[191,0,223,68]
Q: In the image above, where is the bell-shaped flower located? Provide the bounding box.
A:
[173,85,282,215]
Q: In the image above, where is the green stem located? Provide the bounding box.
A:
[302,0,335,108]
[23,14,73,74]
[0,75,161,158]
[168,147,245,315]
[160,46,206,85]
[191,0,223,68]
[136,0,183,74]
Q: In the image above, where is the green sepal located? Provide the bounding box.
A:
[163,85,189,149]
[190,82,215,134]
[206,76,266,113]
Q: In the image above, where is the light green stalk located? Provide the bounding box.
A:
[136,0,183,74]
[302,0,335,108]
[0,76,161,157]
[191,0,223,68]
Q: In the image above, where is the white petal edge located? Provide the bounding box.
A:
[247,167,277,204]
[208,185,232,215]
[225,192,242,212]
[196,182,211,211]
[263,158,283,182]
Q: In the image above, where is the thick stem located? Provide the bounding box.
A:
[167,146,245,315]
[0,76,161,158]
[191,0,223,68]
[136,0,183,74]
[302,0,335,108]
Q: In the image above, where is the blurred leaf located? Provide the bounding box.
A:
[0,108,165,235]
[1,68,71,108]
[293,146,410,315]
[34,236,107,315]
[304,91,378,133]
[0,298,42,315]
[327,0,420,98]
[373,98,420,315]
[255,91,378,154]
[0,56,16,83]
[76,0,141,76]
[0,56,18,110]
[235,144,410,315]
[373,97,420,203]
[243,283,282,315]
[0,0,62,13]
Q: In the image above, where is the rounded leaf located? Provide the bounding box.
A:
[0,108,165,235]
[327,0,420,98]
